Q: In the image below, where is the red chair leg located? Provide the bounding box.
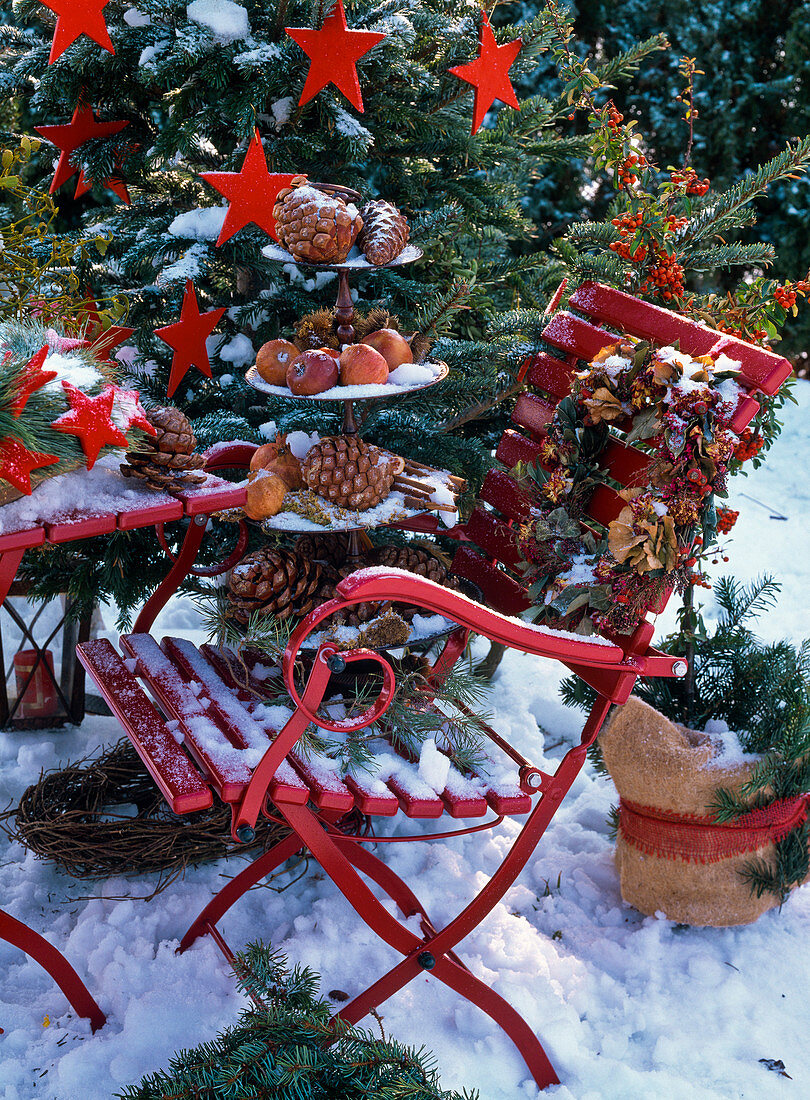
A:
[0,909,105,1032]
[133,516,209,634]
[179,830,303,952]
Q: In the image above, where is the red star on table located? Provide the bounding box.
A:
[50,382,129,469]
[109,387,157,437]
[0,436,59,495]
[200,129,297,246]
[39,0,114,65]
[285,0,386,112]
[448,12,522,135]
[9,346,58,418]
[155,280,226,400]
[35,104,130,200]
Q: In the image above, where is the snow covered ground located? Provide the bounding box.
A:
[0,383,807,1099]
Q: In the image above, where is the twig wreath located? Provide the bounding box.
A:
[515,338,757,635]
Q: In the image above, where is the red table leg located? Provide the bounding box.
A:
[0,547,26,607]
[0,909,105,1032]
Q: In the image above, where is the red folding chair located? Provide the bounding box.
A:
[77,282,793,1089]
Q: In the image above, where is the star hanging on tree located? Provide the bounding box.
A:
[110,388,157,437]
[9,346,58,418]
[285,0,386,112]
[80,295,136,362]
[200,130,297,246]
[50,382,129,469]
[0,436,60,495]
[35,104,130,200]
[39,0,115,65]
[155,280,226,400]
[448,12,522,135]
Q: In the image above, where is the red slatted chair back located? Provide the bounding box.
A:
[451,281,792,629]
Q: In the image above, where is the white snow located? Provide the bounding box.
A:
[262,241,422,270]
[0,384,808,1098]
[41,352,103,394]
[217,333,254,367]
[245,360,445,399]
[285,430,320,460]
[167,206,227,241]
[187,0,250,42]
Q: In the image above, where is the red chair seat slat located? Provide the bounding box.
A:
[478,469,533,524]
[120,633,251,802]
[496,429,543,470]
[450,545,530,616]
[463,508,522,570]
[542,311,617,361]
[75,639,212,814]
[524,352,575,399]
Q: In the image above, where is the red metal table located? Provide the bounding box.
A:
[0,461,246,1031]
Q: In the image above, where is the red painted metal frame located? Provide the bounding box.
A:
[0,909,105,1032]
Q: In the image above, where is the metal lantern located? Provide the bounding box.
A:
[0,582,93,729]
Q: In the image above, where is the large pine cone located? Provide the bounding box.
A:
[373,545,454,586]
[121,406,206,492]
[273,177,363,264]
[358,200,409,266]
[227,547,323,624]
[301,436,398,511]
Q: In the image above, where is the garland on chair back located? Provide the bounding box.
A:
[515,338,756,635]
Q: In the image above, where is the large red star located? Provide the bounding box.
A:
[51,383,129,468]
[285,0,386,112]
[39,0,114,65]
[155,280,226,400]
[448,12,522,135]
[0,437,59,495]
[35,104,130,200]
[200,130,297,246]
[9,346,58,418]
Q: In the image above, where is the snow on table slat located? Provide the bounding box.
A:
[76,639,212,814]
[121,634,251,801]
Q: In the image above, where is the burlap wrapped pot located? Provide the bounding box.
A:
[600,696,808,927]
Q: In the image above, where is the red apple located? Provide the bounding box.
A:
[318,347,341,360]
[255,338,300,386]
[286,349,339,395]
[339,343,389,386]
[361,328,413,370]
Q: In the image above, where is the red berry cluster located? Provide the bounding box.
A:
[670,167,710,195]
[617,152,648,188]
[734,428,764,463]
[609,211,647,261]
[716,506,739,534]
[774,284,797,310]
[642,248,685,300]
[606,104,624,131]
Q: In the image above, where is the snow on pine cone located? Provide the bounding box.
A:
[273,177,363,264]
[358,199,409,266]
[120,406,206,492]
[301,436,398,511]
[226,547,323,624]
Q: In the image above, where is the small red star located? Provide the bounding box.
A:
[110,387,157,437]
[155,280,226,400]
[80,296,135,362]
[75,166,130,203]
[35,104,130,200]
[448,12,522,135]
[9,346,58,418]
[0,436,60,495]
[39,0,114,65]
[285,0,386,112]
[51,382,129,469]
[200,130,297,246]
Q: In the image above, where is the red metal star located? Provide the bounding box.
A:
[80,296,135,362]
[9,346,58,418]
[448,12,522,135]
[200,130,297,246]
[35,104,130,200]
[110,387,157,437]
[155,280,227,400]
[75,166,130,203]
[39,0,114,65]
[51,382,129,469]
[0,437,59,495]
[285,0,386,112]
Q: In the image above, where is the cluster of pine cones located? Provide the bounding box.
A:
[226,541,454,628]
[274,177,408,266]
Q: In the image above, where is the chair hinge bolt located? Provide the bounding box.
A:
[326,654,346,674]
[236,825,255,843]
[417,951,436,970]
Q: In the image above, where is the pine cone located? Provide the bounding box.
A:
[373,545,454,587]
[121,406,206,492]
[301,436,398,511]
[294,532,351,568]
[274,177,363,264]
[358,200,409,266]
[227,547,323,624]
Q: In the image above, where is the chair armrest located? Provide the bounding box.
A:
[202,441,257,472]
[331,567,628,668]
